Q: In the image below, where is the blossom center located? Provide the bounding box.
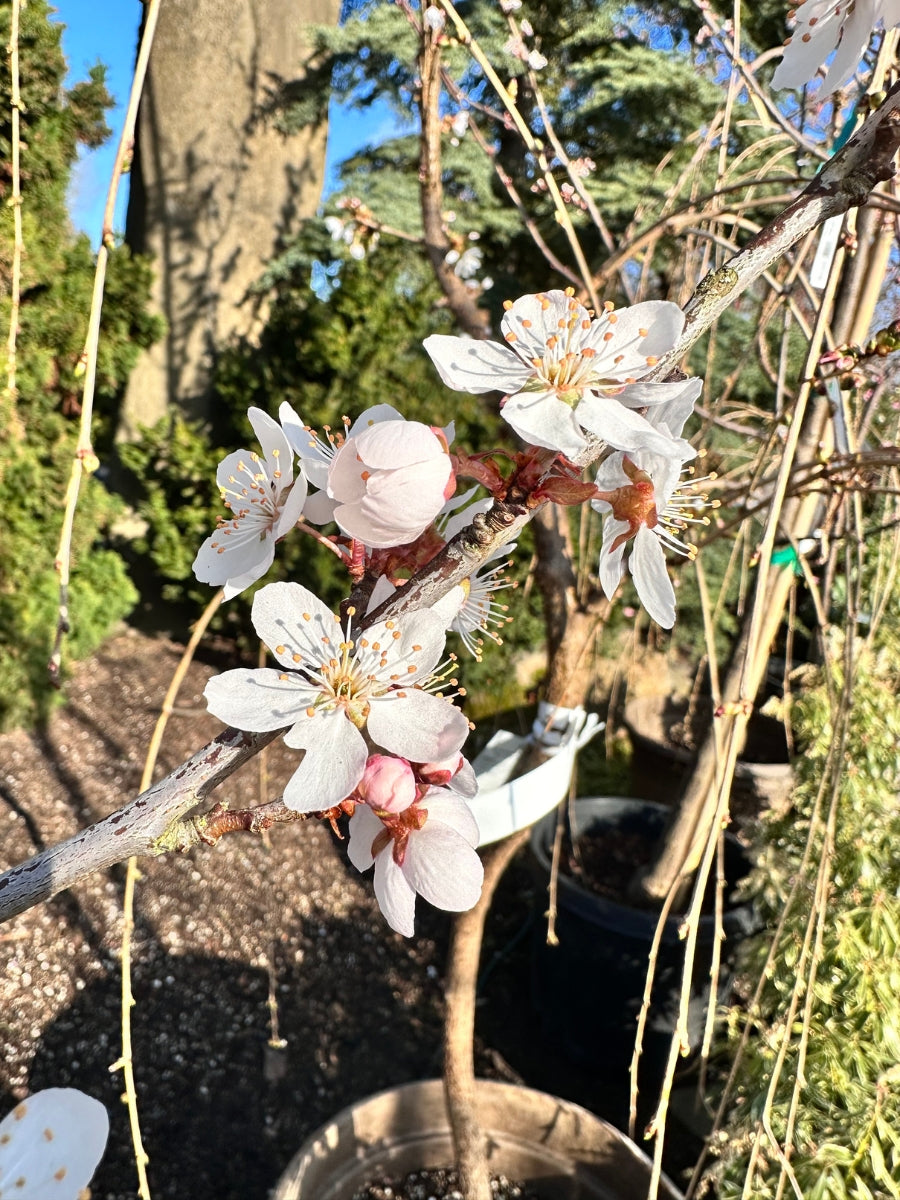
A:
[596,458,659,553]
[219,451,283,537]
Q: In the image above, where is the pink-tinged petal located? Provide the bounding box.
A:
[282,711,369,811]
[584,300,685,369]
[368,691,469,762]
[500,290,581,360]
[303,489,337,525]
[448,756,478,799]
[357,755,417,813]
[597,518,629,602]
[502,391,588,459]
[347,804,384,872]
[0,1088,109,1197]
[346,403,405,437]
[402,822,483,912]
[576,392,675,455]
[420,790,480,845]
[273,475,309,539]
[630,527,676,629]
[248,406,293,484]
[335,465,450,547]
[354,420,447,470]
[204,668,317,731]
[373,850,417,937]
[251,581,341,665]
[327,440,369,504]
[424,334,533,394]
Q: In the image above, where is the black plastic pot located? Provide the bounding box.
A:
[623,695,793,819]
[529,798,758,1089]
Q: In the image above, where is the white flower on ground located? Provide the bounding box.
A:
[424,289,701,461]
[348,787,483,936]
[192,407,308,600]
[592,388,710,629]
[0,1088,109,1200]
[203,582,470,812]
[772,0,900,92]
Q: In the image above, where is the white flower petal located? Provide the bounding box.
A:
[251,581,340,665]
[575,392,676,455]
[204,668,316,732]
[278,402,332,490]
[368,691,469,762]
[402,821,484,912]
[0,1089,108,1199]
[248,407,293,486]
[347,804,383,872]
[502,390,588,458]
[192,527,274,593]
[273,476,310,539]
[373,849,418,937]
[420,790,480,844]
[424,334,532,394]
[282,712,369,811]
[346,403,406,437]
[597,518,629,602]
[630,527,676,628]
[584,300,685,370]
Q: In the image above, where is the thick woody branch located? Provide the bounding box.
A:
[0,727,280,924]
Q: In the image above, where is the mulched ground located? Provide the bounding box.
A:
[0,627,702,1199]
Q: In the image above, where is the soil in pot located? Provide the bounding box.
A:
[623,695,793,820]
[529,798,757,1121]
[353,1167,541,1199]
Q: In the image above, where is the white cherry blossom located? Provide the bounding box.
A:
[0,1089,109,1200]
[772,0,900,93]
[592,389,709,629]
[203,582,470,812]
[192,407,308,600]
[424,289,701,461]
[348,787,483,936]
[323,419,454,548]
[280,404,453,547]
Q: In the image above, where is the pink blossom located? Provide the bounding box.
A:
[315,418,456,548]
[348,788,483,936]
[356,755,417,814]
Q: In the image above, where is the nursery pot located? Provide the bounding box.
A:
[272,1078,683,1200]
[529,798,757,1087]
[623,695,793,818]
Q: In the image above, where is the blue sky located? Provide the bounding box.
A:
[52,0,397,242]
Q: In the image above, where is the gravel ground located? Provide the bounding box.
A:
[0,628,701,1198]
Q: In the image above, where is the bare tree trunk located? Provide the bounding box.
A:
[120,0,339,434]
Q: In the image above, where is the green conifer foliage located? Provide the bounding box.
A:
[712,601,900,1197]
[0,0,160,729]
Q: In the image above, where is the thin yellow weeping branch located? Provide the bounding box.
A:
[4,0,24,449]
[109,589,224,1199]
[49,0,162,685]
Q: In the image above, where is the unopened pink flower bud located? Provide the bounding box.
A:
[416,752,464,788]
[357,755,417,814]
